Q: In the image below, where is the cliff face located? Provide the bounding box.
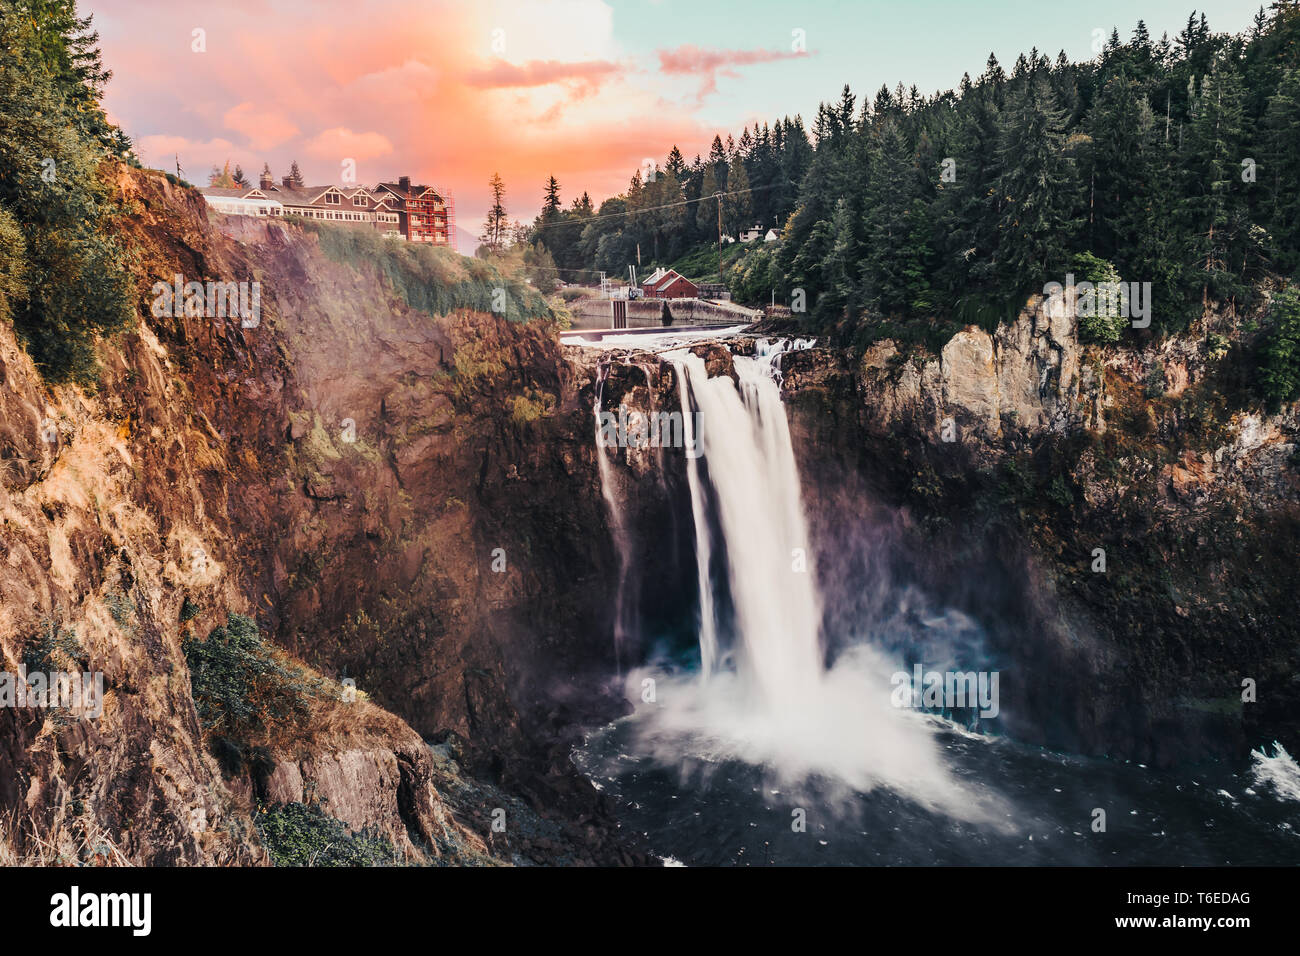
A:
[850,293,1099,449]
[0,166,635,864]
[778,294,1300,765]
[0,199,264,862]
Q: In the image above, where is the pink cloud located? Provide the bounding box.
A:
[135,134,238,170]
[304,128,394,162]
[223,102,300,150]
[656,44,810,99]
[465,58,620,89]
[84,1,732,227]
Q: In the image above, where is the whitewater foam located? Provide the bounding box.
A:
[1250,742,1300,802]
[619,341,1007,825]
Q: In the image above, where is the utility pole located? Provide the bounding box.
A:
[715,191,723,281]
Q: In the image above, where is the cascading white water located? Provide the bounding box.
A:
[676,368,719,682]
[624,338,1001,823]
[593,360,632,674]
[671,344,822,714]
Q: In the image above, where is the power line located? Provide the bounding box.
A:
[529,179,789,232]
[552,266,608,276]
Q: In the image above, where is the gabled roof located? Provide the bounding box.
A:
[643,268,697,292]
[303,185,345,202]
[199,186,275,200]
[272,184,345,206]
[373,182,445,203]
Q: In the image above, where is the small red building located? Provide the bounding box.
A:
[641,268,699,299]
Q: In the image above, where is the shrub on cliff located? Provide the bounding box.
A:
[183,613,325,759]
[254,802,397,867]
[1071,252,1128,345]
[1258,288,1300,410]
[0,3,134,384]
[0,206,25,324]
[725,243,777,307]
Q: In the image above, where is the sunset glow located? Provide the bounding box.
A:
[87,0,1256,248]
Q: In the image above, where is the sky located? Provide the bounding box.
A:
[84,0,1261,251]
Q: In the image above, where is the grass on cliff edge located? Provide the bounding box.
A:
[296,219,552,324]
[183,613,380,773]
[254,802,398,867]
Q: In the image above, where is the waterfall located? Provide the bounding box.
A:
[592,336,998,823]
[669,343,821,714]
[594,359,632,674]
[676,366,720,682]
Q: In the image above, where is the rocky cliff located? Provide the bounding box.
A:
[0,166,637,865]
[790,294,1298,765]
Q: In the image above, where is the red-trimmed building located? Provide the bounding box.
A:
[374,176,455,245]
[641,268,699,299]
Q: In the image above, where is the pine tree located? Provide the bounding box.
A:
[1263,69,1300,269]
[541,175,562,221]
[723,155,752,236]
[1181,58,1247,305]
[818,197,858,319]
[696,165,718,233]
[21,0,124,153]
[209,160,237,188]
[861,118,916,314]
[654,171,686,259]
[994,73,1077,286]
[0,7,131,382]
[482,172,507,251]
[1084,71,1146,261]
[288,159,304,186]
[664,145,686,180]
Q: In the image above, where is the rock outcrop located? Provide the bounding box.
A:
[781,295,1300,765]
[853,293,1099,454]
[0,165,635,864]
